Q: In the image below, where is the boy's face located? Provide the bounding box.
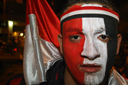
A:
[61,17,118,84]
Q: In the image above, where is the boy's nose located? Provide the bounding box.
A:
[81,38,100,60]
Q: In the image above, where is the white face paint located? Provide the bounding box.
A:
[81,18,107,84]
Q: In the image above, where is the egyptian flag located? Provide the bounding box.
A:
[24,0,61,84]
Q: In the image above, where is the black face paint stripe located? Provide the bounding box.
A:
[60,14,118,33]
[104,18,118,79]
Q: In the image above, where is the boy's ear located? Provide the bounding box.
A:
[58,34,63,54]
[116,34,122,55]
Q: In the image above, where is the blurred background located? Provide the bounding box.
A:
[0,0,128,84]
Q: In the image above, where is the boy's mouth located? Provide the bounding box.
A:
[79,64,102,73]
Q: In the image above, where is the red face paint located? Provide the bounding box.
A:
[62,18,85,84]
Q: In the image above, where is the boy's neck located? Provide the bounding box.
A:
[64,67,77,85]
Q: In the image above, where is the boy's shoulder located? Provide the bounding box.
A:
[46,59,65,85]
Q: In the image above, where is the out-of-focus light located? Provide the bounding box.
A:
[14,48,17,51]
[3,42,6,45]
[8,21,13,36]
[13,32,18,37]
[8,21,13,28]
[51,1,54,5]
[20,33,24,36]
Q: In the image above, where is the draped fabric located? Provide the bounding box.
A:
[26,0,60,46]
[108,68,128,85]
[24,0,61,84]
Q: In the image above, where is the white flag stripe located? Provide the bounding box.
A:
[40,38,62,71]
[24,24,41,85]
[29,14,46,82]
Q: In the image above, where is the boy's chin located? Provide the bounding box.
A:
[83,72,104,85]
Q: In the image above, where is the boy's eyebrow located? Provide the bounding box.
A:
[95,28,106,34]
[65,28,82,33]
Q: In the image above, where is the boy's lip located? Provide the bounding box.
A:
[79,64,101,73]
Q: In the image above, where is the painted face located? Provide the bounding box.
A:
[62,17,117,84]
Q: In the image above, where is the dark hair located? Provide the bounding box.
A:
[60,0,118,18]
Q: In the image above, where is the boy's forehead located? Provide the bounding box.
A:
[63,18,82,34]
[63,18,82,29]
[63,18,105,33]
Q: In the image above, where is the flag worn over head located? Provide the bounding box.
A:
[24,0,61,84]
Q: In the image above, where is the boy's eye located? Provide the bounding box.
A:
[98,35,111,43]
[73,35,79,39]
[70,35,82,43]
[101,35,107,39]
